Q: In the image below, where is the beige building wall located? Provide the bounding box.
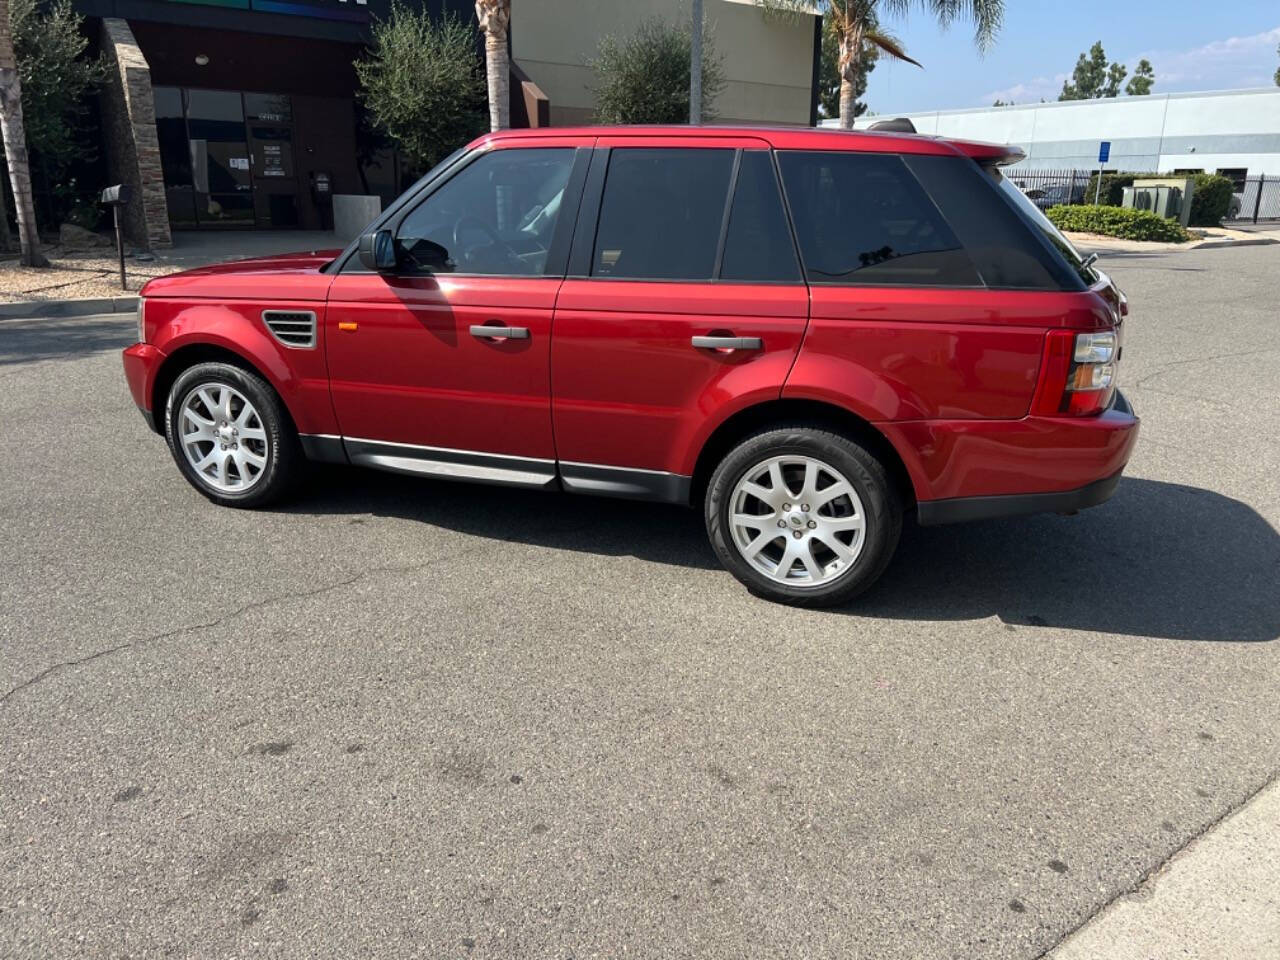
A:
[511,0,818,127]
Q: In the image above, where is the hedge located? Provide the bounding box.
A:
[1084,171,1234,226]
[1046,204,1192,243]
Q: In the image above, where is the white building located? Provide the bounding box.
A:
[824,88,1280,178]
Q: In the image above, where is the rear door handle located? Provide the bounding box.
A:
[470,324,530,340]
[691,335,763,351]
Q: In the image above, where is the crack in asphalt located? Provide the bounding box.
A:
[0,556,451,708]
[1128,346,1280,389]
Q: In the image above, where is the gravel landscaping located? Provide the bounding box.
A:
[0,249,180,303]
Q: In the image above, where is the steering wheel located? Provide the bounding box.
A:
[452,215,522,269]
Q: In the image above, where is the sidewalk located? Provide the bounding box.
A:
[0,230,340,309]
[1068,224,1280,256]
[1049,775,1280,959]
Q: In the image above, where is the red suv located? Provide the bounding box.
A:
[122,126,1138,606]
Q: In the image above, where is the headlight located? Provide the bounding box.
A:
[136,298,146,344]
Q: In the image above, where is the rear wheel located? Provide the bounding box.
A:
[705,426,902,607]
[164,362,300,508]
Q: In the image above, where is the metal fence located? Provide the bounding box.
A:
[1003,167,1127,210]
[1002,167,1280,222]
[1230,175,1280,222]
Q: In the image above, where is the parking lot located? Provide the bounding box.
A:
[2,245,1278,958]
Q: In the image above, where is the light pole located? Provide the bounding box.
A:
[690,0,703,124]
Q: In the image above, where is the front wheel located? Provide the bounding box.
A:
[164,361,300,508]
[705,426,902,607]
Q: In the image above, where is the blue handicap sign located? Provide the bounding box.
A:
[1098,141,1111,163]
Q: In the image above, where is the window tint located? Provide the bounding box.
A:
[720,151,801,282]
[777,151,981,287]
[396,147,573,276]
[906,155,1080,291]
[592,148,734,280]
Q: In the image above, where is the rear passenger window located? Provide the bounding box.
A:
[592,148,734,280]
[720,151,801,282]
[905,155,1072,290]
[777,151,981,287]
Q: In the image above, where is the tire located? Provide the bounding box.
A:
[705,425,902,607]
[164,361,300,508]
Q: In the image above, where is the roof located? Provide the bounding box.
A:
[478,124,1023,164]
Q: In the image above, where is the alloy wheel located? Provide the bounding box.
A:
[179,382,270,493]
[728,454,867,588]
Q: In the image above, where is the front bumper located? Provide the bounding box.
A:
[122,342,165,433]
[906,390,1140,525]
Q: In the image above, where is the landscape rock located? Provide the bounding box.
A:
[58,223,113,250]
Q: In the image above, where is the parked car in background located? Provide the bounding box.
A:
[1029,181,1088,210]
[122,125,1139,607]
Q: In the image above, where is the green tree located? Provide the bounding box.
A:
[818,11,879,119]
[0,0,106,261]
[590,17,725,125]
[1060,41,1136,99]
[768,2,1004,130]
[1103,60,1127,97]
[355,4,486,173]
[1274,43,1279,86]
[1125,58,1154,96]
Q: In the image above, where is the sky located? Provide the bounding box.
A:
[857,1,1280,112]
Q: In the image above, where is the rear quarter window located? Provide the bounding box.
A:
[906,155,1088,291]
[776,151,981,287]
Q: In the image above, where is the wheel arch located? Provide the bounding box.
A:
[689,398,918,508]
[151,343,297,437]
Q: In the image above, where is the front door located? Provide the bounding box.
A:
[325,141,591,484]
[551,140,810,497]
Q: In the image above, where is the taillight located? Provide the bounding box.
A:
[1031,328,1118,417]
[136,298,147,344]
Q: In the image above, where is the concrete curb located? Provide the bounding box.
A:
[1186,237,1280,251]
[0,296,138,320]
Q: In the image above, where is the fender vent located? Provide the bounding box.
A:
[262,310,316,348]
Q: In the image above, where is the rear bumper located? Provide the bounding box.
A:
[122,342,165,433]
[903,390,1140,525]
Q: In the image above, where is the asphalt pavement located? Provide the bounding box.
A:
[2,245,1278,958]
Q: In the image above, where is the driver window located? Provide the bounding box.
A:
[395,147,574,276]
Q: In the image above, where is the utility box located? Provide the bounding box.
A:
[1124,177,1196,226]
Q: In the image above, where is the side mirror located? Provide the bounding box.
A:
[357,229,397,272]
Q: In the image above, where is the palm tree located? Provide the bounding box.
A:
[475,0,510,131]
[772,1,1004,130]
[0,0,47,266]
[690,0,704,123]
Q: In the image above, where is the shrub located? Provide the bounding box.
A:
[590,17,725,124]
[1046,204,1191,243]
[1084,171,1234,226]
[355,4,487,172]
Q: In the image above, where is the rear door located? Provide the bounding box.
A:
[551,138,809,498]
[325,139,591,483]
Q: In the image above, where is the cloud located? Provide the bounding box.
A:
[982,75,1067,105]
[1132,26,1280,89]
[981,26,1279,106]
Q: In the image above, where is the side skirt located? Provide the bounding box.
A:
[300,434,692,504]
[343,438,558,490]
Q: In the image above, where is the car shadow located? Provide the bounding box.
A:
[0,316,134,366]
[286,470,1279,644]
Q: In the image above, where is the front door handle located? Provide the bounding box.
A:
[470,324,530,341]
[691,335,763,351]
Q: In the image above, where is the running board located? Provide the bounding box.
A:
[305,435,691,503]
[343,438,558,490]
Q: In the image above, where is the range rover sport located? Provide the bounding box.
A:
[122,125,1139,606]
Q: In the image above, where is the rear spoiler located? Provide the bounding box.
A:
[865,118,1026,166]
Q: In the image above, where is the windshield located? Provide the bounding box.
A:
[991,169,1098,286]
